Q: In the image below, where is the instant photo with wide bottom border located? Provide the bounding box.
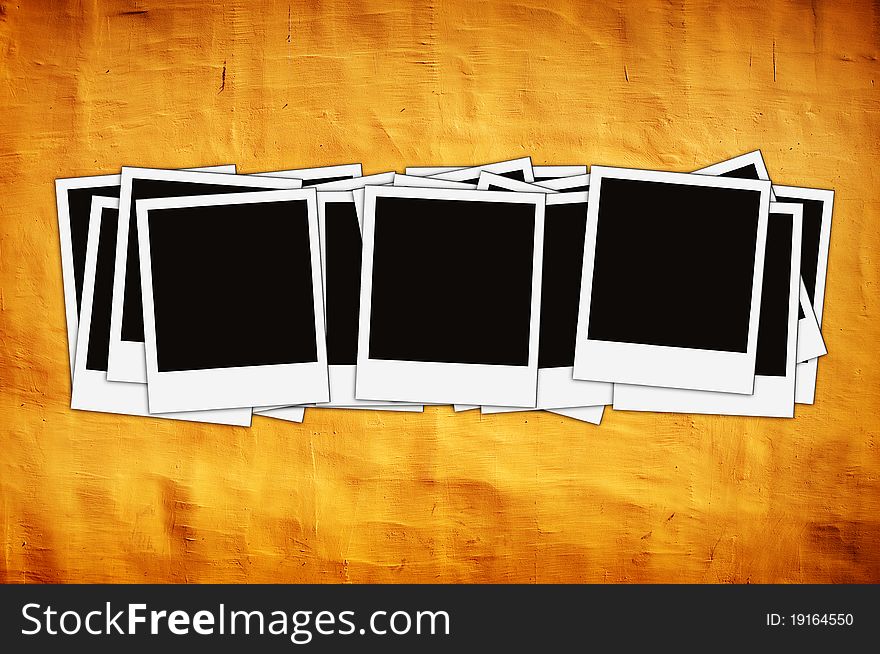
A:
[55,164,235,379]
[137,189,329,413]
[355,185,545,407]
[107,168,303,384]
[613,203,803,417]
[71,196,252,426]
[573,166,772,394]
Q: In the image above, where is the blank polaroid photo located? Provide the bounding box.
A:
[548,405,604,425]
[137,189,329,412]
[314,191,421,409]
[692,151,826,363]
[574,167,771,394]
[771,185,834,405]
[533,165,588,181]
[614,203,803,417]
[428,157,535,184]
[356,186,545,406]
[108,168,303,384]
[254,163,362,186]
[71,197,251,426]
[535,174,590,192]
[55,164,235,379]
[475,174,613,410]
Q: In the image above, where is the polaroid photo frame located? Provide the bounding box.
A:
[533,165,588,180]
[771,185,834,405]
[254,164,362,186]
[614,203,803,417]
[428,157,535,184]
[548,405,604,425]
[535,174,590,192]
[692,151,826,363]
[56,164,235,380]
[356,185,546,406]
[71,197,251,426]
[475,173,613,410]
[108,168,304,384]
[573,166,772,394]
[137,189,329,412]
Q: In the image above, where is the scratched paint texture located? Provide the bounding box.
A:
[1,0,879,583]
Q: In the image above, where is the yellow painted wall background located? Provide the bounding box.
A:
[1,0,878,583]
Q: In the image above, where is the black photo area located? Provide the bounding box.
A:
[121,178,284,344]
[66,185,120,313]
[299,175,355,186]
[753,212,794,377]
[718,164,760,180]
[772,194,825,319]
[147,199,318,372]
[587,178,762,352]
[369,196,536,366]
[324,201,362,365]
[554,184,590,192]
[456,169,527,184]
[538,202,588,368]
[85,206,120,372]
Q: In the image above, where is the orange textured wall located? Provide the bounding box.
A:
[1,0,878,583]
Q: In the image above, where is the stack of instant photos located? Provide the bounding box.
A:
[56,153,832,427]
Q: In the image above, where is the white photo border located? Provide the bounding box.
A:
[253,163,362,183]
[137,189,329,412]
[428,157,535,184]
[355,185,545,406]
[535,174,590,191]
[573,166,772,394]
